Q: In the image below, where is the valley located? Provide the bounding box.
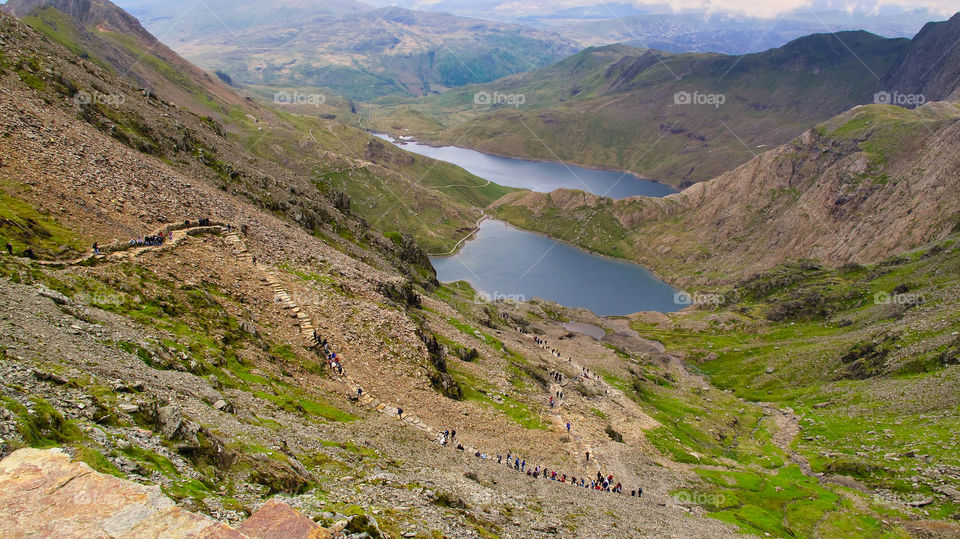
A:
[0,0,959,538]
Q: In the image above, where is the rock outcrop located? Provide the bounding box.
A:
[0,448,330,538]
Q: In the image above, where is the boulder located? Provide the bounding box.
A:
[0,448,241,538]
[37,286,69,305]
[239,499,331,539]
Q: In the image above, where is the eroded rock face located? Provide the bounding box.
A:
[0,448,329,538]
[0,447,239,538]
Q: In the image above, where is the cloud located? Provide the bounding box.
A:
[659,0,814,18]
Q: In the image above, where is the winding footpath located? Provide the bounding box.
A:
[18,223,645,495]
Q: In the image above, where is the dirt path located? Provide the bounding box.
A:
[427,211,486,257]
[759,403,816,476]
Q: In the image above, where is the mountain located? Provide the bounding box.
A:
[369,30,914,187]
[0,7,726,536]
[1,0,519,253]
[362,1,937,54]
[550,11,935,55]
[0,0,247,118]
[3,2,960,535]
[111,0,579,100]
[492,101,960,284]
[884,13,960,101]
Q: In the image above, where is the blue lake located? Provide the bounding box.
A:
[374,134,676,199]
[431,220,680,316]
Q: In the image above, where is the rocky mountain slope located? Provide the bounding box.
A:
[1,0,247,119]
[0,8,760,537]
[369,14,960,187]
[491,100,960,285]
[0,0,521,254]
[883,13,960,102]
[2,1,960,537]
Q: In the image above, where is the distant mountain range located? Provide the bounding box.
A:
[106,0,579,100]
[99,0,949,102]
[362,1,943,53]
[369,14,960,186]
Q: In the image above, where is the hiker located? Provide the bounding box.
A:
[23,248,35,259]
[252,256,257,265]
[397,407,403,419]
[93,242,100,255]
[450,429,456,442]
[636,487,643,498]
[5,243,12,255]
[585,451,590,462]
[521,459,526,472]
[566,422,571,432]
[357,387,363,397]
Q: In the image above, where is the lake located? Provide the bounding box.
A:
[431,220,680,316]
[374,134,676,199]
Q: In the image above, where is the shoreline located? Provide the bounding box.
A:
[376,131,682,290]
[370,131,678,190]
[427,212,487,257]
[430,216,689,299]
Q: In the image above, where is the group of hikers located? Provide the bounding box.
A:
[463,450,643,498]
[304,294,644,500]
[438,429,457,446]
[128,233,165,248]
[312,330,345,376]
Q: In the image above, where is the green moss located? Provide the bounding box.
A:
[3,396,85,447]
[0,179,88,259]
[76,446,123,478]
[252,390,358,423]
[121,445,180,476]
[449,367,547,430]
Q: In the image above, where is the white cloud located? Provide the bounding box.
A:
[658,0,814,18]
